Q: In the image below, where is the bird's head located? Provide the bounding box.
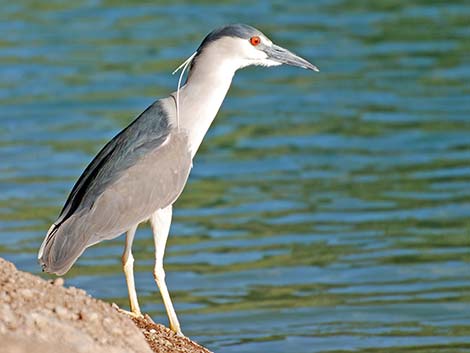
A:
[192,24,319,73]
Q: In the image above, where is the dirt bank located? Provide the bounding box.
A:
[0,257,212,353]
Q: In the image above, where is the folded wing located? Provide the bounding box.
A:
[39,100,192,275]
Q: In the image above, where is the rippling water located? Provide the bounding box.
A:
[1,1,470,352]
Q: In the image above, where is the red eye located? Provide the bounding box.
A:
[250,36,261,46]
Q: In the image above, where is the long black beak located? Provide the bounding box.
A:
[265,44,319,72]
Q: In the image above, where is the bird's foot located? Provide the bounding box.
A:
[170,322,184,337]
[112,302,144,319]
[173,328,184,337]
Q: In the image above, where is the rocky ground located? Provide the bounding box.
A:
[0,257,212,353]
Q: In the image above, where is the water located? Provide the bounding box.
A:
[1,1,470,352]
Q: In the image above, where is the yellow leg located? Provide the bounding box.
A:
[150,206,183,336]
[122,224,142,316]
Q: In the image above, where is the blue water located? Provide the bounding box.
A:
[1,1,470,352]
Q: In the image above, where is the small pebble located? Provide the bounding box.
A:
[53,305,69,319]
[51,278,64,287]
[19,288,34,299]
[70,286,87,296]
[79,310,99,322]
[31,312,48,328]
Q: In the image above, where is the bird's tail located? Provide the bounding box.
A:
[38,218,88,276]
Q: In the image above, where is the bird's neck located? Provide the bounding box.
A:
[175,60,237,158]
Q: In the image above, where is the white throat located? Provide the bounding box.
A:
[175,59,238,158]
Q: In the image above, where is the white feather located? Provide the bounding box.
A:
[172,51,198,130]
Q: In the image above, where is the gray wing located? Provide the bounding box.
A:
[39,99,192,274]
[55,100,174,226]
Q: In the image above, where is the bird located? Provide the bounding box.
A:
[38,23,318,336]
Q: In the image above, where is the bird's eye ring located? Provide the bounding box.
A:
[249,36,261,46]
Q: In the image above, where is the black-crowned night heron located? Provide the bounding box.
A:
[38,24,318,335]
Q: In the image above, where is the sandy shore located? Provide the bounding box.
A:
[0,257,212,353]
